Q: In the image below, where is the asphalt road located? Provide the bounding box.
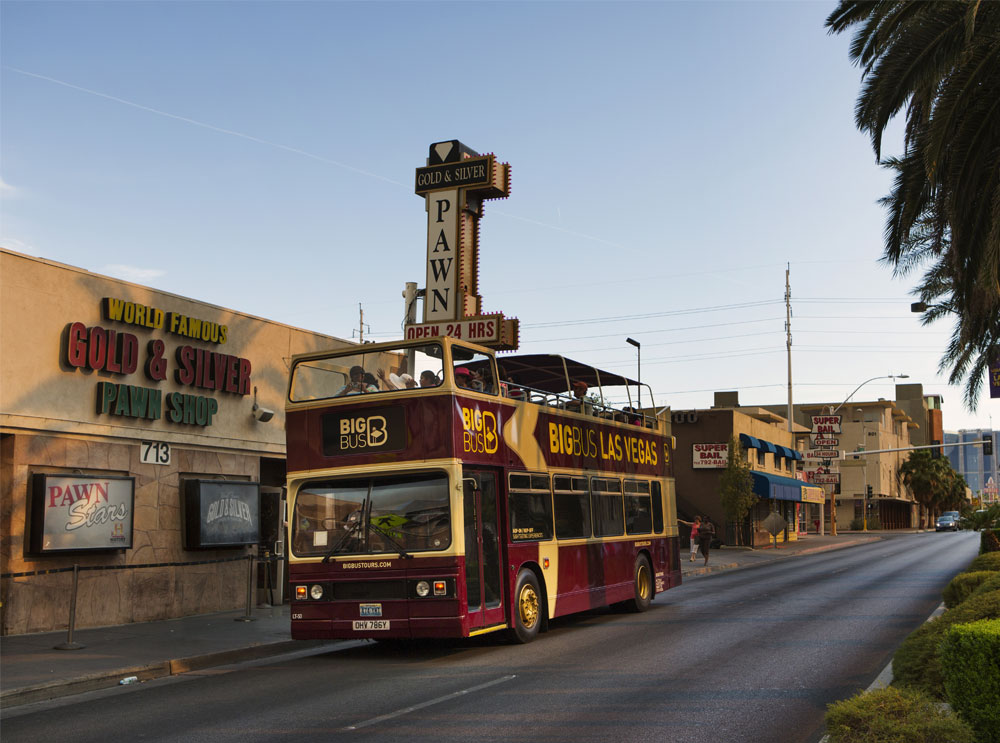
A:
[2,531,981,743]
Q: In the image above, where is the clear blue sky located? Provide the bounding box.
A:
[2,0,996,431]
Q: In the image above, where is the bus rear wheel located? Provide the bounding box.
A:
[627,555,653,612]
[512,569,541,643]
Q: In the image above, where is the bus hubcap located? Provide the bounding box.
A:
[519,586,539,627]
[638,566,651,600]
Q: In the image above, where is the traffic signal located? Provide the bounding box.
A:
[866,485,873,497]
[931,440,941,459]
[985,434,994,457]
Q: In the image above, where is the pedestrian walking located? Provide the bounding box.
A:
[699,517,716,565]
[678,516,701,562]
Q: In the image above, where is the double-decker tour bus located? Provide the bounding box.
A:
[285,337,680,642]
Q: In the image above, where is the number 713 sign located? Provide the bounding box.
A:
[140,441,171,465]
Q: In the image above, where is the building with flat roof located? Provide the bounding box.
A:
[670,393,818,547]
[1,249,352,635]
[945,429,998,505]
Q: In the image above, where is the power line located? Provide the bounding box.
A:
[522,300,782,329]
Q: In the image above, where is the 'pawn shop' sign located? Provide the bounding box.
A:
[408,140,519,351]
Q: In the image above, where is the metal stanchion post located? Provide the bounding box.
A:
[235,553,257,623]
[54,564,85,650]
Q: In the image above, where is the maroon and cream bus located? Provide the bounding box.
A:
[285,337,681,643]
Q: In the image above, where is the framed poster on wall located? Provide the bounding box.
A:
[182,480,260,549]
[29,473,135,553]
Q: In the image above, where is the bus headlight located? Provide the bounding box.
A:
[415,580,430,597]
[310,584,324,600]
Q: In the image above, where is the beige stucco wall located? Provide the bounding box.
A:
[1,249,348,449]
[1,249,354,634]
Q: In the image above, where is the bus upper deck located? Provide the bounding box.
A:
[286,337,670,469]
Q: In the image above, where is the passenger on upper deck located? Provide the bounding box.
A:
[565,381,593,415]
[455,366,491,393]
[499,366,524,400]
[377,368,416,390]
[454,367,475,390]
[335,365,379,396]
[420,370,440,388]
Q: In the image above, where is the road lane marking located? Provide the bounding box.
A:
[343,674,517,730]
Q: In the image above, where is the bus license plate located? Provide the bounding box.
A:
[353,620,390,631]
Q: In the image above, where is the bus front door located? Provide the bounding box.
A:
[462,470,505,633]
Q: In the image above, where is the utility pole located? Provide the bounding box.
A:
[402,282,419,327]
[358,303,364,344]
[785,264,793,432]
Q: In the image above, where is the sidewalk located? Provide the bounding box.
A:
[0,605,339,709]
[680,531,884,579]
[1,531,887,710]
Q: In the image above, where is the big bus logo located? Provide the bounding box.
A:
[462,407,499,454]
[339,416,388,450]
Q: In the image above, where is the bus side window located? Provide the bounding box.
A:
[592,477,624,537]
[624,479,652,535]
[651,481,664,533]
[508,473,553,542]
[553,475,590,538]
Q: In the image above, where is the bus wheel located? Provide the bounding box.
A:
[512,569,541,643]
[628,555,653,612]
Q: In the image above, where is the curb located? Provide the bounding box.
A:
[0,640,329,709]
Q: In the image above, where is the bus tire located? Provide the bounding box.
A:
[512,569,542,643]
[627,555,653,612]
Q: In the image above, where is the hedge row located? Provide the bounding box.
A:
[967,551,1000,572]
[891,590,1000,699]
[980,529,999,554]
[941,619,1000,743]
[825,686,974,743]
[942,572,995,608]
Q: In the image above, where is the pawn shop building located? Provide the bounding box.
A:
[0,249,351,635]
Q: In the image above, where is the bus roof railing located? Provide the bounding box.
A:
[502,382,659,430]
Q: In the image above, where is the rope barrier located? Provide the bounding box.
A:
[2,553,287,649]
[1,554,283,580]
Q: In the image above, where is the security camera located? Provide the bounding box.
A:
[252,404,275,423]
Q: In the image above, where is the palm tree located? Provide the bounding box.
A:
[826,1,1000,409]
[897,449,965,527]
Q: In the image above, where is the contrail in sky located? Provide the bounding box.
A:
[5,65,638,252]
[4,66,405,186]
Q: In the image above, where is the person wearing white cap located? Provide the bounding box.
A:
[377,369,417,390]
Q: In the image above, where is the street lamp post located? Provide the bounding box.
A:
[857,408,869,532]
[626,337,641,413]
[823,374,908,536]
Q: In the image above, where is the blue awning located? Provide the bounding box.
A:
[751,471,803,502]
[739,433,761,449]
[760,440,777,454]
[777,445,802,461]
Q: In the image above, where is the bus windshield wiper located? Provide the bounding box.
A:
[321,515,364,563]
[367,521,412,559]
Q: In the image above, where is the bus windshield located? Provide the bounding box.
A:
[291,472,451,558]
[289,342,444,402]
